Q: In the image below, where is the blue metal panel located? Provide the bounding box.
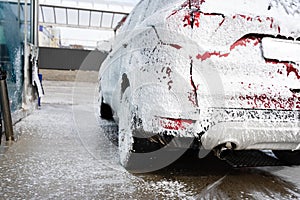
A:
[0,1,26,111]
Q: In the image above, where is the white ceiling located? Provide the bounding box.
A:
[39,0,139,13]
[38,0,140,48]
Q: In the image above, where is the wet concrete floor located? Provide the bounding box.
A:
[0,74,300,199]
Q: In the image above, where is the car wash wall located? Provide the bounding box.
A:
[0,0,32,112]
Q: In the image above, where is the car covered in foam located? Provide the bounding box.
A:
[99,0,300,172]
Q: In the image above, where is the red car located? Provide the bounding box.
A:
[99,0,300,172]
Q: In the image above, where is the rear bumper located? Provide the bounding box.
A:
[201,120,300,151]
[153,108,300,151]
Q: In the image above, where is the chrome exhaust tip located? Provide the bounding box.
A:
[214,142,234,160]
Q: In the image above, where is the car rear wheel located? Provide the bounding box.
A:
[273,150,300,165]
[100,97,113,120]
[118,89,175,172]
[118,89,136,170]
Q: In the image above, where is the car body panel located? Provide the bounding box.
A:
[99,0,300,151]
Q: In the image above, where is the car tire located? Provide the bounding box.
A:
[273,150,300,165]
[100,97,113,120]
[118,88,195,173]
[118,88,135,170]
[118,89,173,172]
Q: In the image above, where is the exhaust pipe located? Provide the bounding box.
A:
[215,142,234,160]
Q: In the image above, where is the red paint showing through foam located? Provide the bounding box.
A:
[284,63,300,79]
[196,51,229,61]
[218,17,226,26]
[230,37,261,51]
[168,1,281,34]
[233,15,281,34]
[168,0,204,19]
[183,11,226,28]
[239,94,300,110]
[183,11,202,27]
[161,41,182,49]
[188,82,200,106]
[266,60,300,80]
[169,44,183,49]
[168,0,209,28]
[196,37,261,61]
[159,118,195,131]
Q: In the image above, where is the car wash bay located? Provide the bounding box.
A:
[1,0,300,199]
[0,68,300,199]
